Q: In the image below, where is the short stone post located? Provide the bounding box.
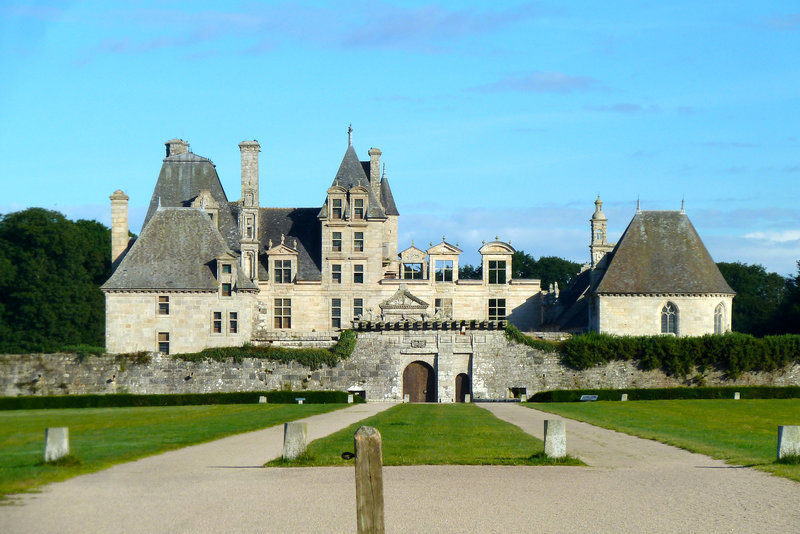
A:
[520,394,528,403]
[348,394,354,404]
[620,393,628,401]
[354,426,384,534]
[258,395,267,404]
[777,426,800,460]
[464,394,471,403]
[544,420,566,459]
[282,422,307,460]
[734,392,740,400]
[403,394,409,403]
[44,427,70,463]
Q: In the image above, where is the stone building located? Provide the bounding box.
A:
[102,133,541,357]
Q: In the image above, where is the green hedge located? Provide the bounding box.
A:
[0,390,365,410]
[504,324,559,353]
[528,386,800,402]
[174,330,358,370]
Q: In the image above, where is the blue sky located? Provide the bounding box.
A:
[1,1,798,274]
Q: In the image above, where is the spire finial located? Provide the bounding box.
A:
[681,196,685,213]
[347,124,353,146]
[442,235,446,243]
[636,196,641,213]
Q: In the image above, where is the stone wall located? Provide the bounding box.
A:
[2,331,799,399]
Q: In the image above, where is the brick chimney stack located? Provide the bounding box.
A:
[110,190,129,267]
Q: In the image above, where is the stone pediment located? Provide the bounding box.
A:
[266,235,299,255]
[350,185,369,194]
[479,241,515,255]
[379,284,429,310]
[427,240,462,255]
[400,245,427,262]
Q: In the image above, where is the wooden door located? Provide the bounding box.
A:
[455,373,470,402]
[403,361,436,402]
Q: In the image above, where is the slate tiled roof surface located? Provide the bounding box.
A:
[102,208,256,291]
[259,208,322,281]
[380,176,399,216]
[318,146,387,219]
[594,211,735,295]
[142,152,240,250]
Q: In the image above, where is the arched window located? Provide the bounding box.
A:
[661,302,678,335]
[714,303,725,334]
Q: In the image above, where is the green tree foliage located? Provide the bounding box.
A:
[512,250,582,289]
[0,208,111,353]
[716,262,786,335]
[458,263,482,280]
[775,261,800,334]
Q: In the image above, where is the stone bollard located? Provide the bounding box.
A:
[520,394,528,403]
[734,392,740,400]
[777,426,800,460]
[44,427,70,463]
[354,426,384,534]
[544,420,566,459]
[621,393,628,401]
[282,422,308,460]
[348,394,354,404]
[464,394,471,403]
[403,394,409,403]
[258,396,267,404]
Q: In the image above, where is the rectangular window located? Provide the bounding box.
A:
[331,298,342,329]
[354,264,364,284]
[332,232,342,252]
[158,295,169,315]
[229,312,238,334]
[157,332,170,355]
[212,311,223,334]
[435,298,453,318]
[354,298,364,318]
[274,298,291,329]
[489,298,506,321]
[354,198,364,219]
[332,264,342,284]
[332,198,343,219]
[488,260,507,284]
[435,260,454,282]
[221,283,232,297]
[403,263,423,280]
[354,231,364,252]
[273,259,292,283]
[222,263,232,274]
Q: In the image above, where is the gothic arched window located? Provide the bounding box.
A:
[661,302,678,335]
[714,303,725,334]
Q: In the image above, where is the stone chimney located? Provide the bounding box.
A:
[110,190,129,267]
[165,139,189,157]
[368,147,382,206]
[238,140,261,281]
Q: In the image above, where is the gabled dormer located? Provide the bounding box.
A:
[479,240,515,285]
[427,238,462,283]
[266,234,300,284]
[348,185,369,222]
[216,251,238,297]
[399,243,427,280]
[322,184,348,222]
[190,189,220,228]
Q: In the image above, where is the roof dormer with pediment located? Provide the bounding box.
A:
[399,243,428,280]
[318,142,387,221]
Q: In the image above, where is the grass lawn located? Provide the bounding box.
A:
[528,399,800,481]
[0,403,342,499]
[269,403,582,467]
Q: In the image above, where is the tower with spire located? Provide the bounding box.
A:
[590,195,614,269]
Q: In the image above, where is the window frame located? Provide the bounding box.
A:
[403,262,423,280]
[331,298,342,329]
[353,198,365,219]
[332,231,342,252]
[332,198,343,219]
[212,311,223,334]
[435,260,454,282]
[661,302,678,335]
[488,298,506,321]
[274,298,292,329]
[331,263,342,284]
[273,259,292,283]
[354,231,364,252]
[714,303,724,334]
[435,297,453,318]
[229,312,238,334]
[157,295,169,315]
[353,298,364,318]
[157,332,170,355]
[221,283,232,297]
[353,264,364,284]
[488,260,507,284]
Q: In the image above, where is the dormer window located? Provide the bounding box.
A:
[435,260,454,282]
[274,259,292,283]
[332,198,343,219]
[403,263,423,280]
[222,263,232,274]
[353,198,364,219]
[488,260,507,284]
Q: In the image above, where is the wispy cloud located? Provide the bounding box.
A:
[744,230,800,243]
[585,103,658,113]
[763,13,800,30]
[701,141,759,148]
[473,71,602,93]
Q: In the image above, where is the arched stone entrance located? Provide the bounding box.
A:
[403,361,436,403]
[455,373,470,402]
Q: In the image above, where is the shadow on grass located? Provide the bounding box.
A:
[266,452,584,468]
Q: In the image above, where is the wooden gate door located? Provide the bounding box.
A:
[455,373,470,402]
[403,361,436,403]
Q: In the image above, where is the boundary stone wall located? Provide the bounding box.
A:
[2,331,800,400]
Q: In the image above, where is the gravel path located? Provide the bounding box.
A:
[2,402,799,533]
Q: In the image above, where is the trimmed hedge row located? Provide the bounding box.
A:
[559,332,800,378]
[528,386,800,402]
[174,330,357,370]
[0,390,364,410]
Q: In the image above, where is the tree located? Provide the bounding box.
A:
[716,261,786,336]
[0,208,111,352]
[512,251,582,290]
[775,261,800,334]
[458,264,482,280]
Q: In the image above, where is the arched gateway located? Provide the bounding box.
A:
[403,361,436,403]
[455,373,470,402]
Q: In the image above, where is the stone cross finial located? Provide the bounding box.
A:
[442,235,446,243]
[348,124,353,146]
[636,197,641,213]
[681,196,685,213]
[495,235,499,241]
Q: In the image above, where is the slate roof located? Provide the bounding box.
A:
[259,208,322,281]
[380,176,399,216]
[318,145,387,219]
[594,211,735,295]
[102,208,257,291]
[142,152,240,250]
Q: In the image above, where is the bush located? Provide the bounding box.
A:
[0,390,365,410]
[504,324,560,353]
[174,330,358,370]
[528,386,800,402]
